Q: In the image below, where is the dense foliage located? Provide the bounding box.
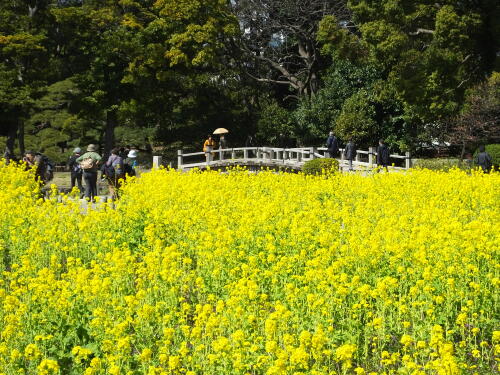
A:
[0,0,498,160]
[302,158,340,175]
[0,163,499,374]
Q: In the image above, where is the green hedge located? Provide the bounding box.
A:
[412,158,466,171]
[302,158,339,175]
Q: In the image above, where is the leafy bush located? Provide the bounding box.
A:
[412,158,465,171]
[302,158,339,175]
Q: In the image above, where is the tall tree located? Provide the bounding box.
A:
[232,0,350,100]
[0,0,54,157]
[348,0,500,123]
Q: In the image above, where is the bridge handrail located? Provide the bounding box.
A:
[174,145,411,170]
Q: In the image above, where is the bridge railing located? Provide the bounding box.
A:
[175,146,411,171]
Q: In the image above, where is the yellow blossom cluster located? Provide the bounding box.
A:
[0,160,499,374]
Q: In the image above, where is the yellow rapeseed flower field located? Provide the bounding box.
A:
[0,161,499,375]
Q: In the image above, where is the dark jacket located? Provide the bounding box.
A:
[377,144,389,165]
[476,152,492,172]
[326,135,339,154]
[68,154,82,174]
[345,142,356,160]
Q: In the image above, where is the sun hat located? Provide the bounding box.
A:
[87,144,97,152]
[73,147,82,154]
[127,150,138,158]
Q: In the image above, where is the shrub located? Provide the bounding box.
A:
[302,158,339,175]
[412,158,465,171]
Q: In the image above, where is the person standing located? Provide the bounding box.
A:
[326,131,339,158]
[219,135,228,159]
[124,149,138,177]
[76,144,102,202]
[23,150,47,184]
[344,139,356,172]
[203,135,216,162]
[475,145,492,173]
[104,148,124,199]
[377,139,390,171]
[68,147,83,194]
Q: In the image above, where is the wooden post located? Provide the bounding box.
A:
[405,151,411,169]
[153,155,162,169]
[177,150,183,169]
[369,147,374,167]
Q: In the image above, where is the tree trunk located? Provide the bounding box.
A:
[18,121,25,156]
[104,109,117,159]
[5,124,18,161]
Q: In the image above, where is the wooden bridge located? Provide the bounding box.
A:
[174,146,411,172]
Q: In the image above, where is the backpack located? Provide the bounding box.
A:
[38,154,54,182]
[124,162,136,177]
[80,157,95,170]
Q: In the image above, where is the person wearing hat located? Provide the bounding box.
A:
[124,149,138,177]
[67,147,83,194]
[76,144,102,201]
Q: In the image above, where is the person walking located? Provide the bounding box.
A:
[376,139,390,171]
[203,135,216,162]
[344,139,356,172]
[67,147,83,195]
[76,144,102,202]
[104,148,124,199]
[326,131,339,158]
[475,145,492,173]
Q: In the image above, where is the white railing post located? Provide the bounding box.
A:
[297,151,302,162]
[340,148,345,165]
[243,149,248,159]
[219,148,224,161]
[369,147,374,167]
[153,155,162,169]
[405,151,411,169]
[231,148,236,159]
[355,151,360,163]
[311,147,317,160]
[177,150,183,169]
[269,148,274,161]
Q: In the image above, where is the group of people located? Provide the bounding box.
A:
[326,132,390,171]
[67,145,138,201]
[203,134,228,161]
[327,132,494,173]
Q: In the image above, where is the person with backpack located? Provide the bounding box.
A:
[326,131,339,158]
[377,139,390,171]
[104,148,124,199]
[76,144,102,202]
[475,145,493,173]
[123,149,138,177]
[23,150,54,185]
[67,147,83,194]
